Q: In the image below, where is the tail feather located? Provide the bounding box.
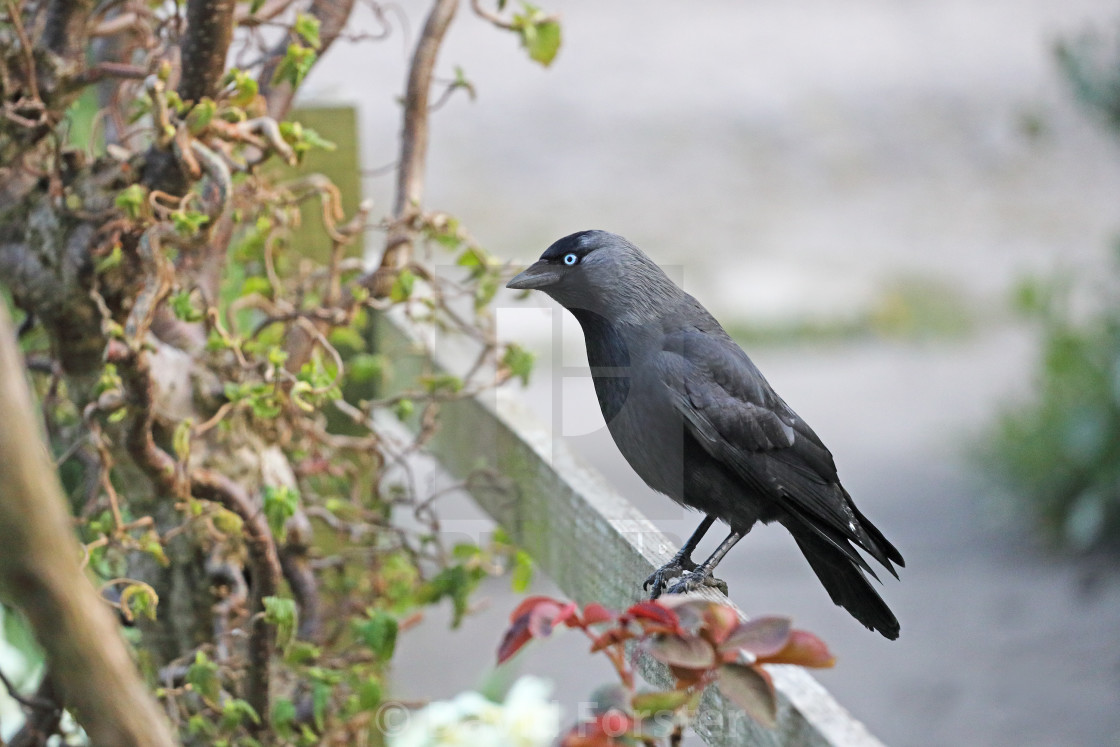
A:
[850,501,905,569]
[786,521,900,640]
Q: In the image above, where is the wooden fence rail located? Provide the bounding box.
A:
[376,310,886,747]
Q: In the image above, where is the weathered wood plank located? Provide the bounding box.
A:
[375,311,886,747]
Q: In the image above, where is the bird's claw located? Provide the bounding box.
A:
[644,556,698,599]
[664,569,729,597]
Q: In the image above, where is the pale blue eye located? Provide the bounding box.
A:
[563,253,578,266]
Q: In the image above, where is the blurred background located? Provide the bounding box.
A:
[295,1,1120,745]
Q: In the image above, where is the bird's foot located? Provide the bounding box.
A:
[644,555,698,599]
[664,568,729,597]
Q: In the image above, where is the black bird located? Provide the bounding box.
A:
[507,230,904,639]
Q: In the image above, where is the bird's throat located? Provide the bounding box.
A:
[571,308,632,424]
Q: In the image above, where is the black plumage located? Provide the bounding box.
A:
[507,230,904,639]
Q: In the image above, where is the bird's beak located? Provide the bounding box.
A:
[506,260,560,290]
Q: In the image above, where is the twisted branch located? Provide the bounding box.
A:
[191,470,281,724]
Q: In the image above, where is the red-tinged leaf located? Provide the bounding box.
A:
[646,633,715,669]
[509,595,562,623]
[559,710,634,747]
[758,629,836,669]
[596,710,634,737]
[668,664,708,688]
[581,602,615,626]
[701,603,741,645]
[716,662,777,728]
[589,627,633,653]
[721,616,792,658]
[497,614,533,664]
[528,600,570,637]
[555,601,580,628]
[655,596,710,628]
[624,601,681,632]
[561,723,618,747]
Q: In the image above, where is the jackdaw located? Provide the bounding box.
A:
[507,230,904,639]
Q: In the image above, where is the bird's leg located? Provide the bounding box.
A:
[664,529,745,597]
[645,515,716,599]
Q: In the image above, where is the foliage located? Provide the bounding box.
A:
[0,0,558,743]
[987,257,1120,550]
[495,596,834,744]
[985,22,1120,551]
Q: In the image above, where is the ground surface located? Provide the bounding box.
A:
[307,2,1120,744]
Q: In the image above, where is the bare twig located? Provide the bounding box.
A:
[0,668,55,712]
[363,0,459,298]
[469,0,514,30]
[7,676,62,747]
[5,0,40,101]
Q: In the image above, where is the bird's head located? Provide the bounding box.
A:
[506,230,683,323]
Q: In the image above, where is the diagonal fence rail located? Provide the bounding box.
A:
[376,310,886,747]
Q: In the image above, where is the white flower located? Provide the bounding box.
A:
[388,676,560,747]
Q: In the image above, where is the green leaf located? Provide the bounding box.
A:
[348,353,387,384]
[263,595,299,652]
[170,289,205,322]
[420,373,463,395]
[221,698,261,730]
[393,398,414,421]
[141,529,170,567]
[293,13,322,49]
[94,244,123,275]
[284,640,321,665]
[187,651,221,701]
[327,326,366,354]
[171,209,209,237]
[263,485,299,541]
[120,582,159,622]
[474,272,501,309]
[631,689,693,718]
[115,184,147,219]
[240,275,273,298]
[185,98,217,134]
[456,245,491,269]
[511,549,533,592]
[418,564,480,628]
[513,4,561,67]
[353,610,398,661]
[389,268,416,303]
[273,43,318,88]
[717,663,777,728]
[271,697,297,736]
[501,343,535,386]
[277,120,336,162]
[358,678,383,711]
[311,680,331,730]
[224,68,259,107]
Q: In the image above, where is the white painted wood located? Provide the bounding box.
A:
[376,312,886,746]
